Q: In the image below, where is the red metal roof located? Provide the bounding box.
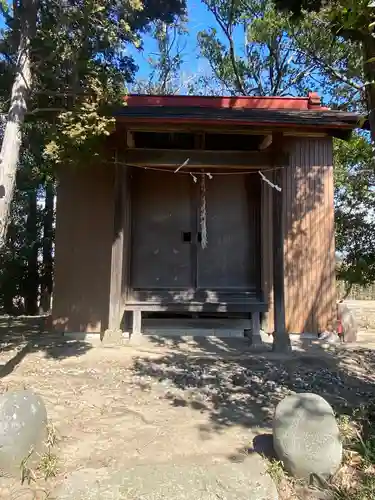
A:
[118,93,364,138]
[124,92,328,111]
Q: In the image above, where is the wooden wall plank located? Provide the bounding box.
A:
[108,165,126,330]
[262,137,335,334]
[284,137,335,333]
[272,166,288,348]
[121,166,131,306]
[52,164,115,333]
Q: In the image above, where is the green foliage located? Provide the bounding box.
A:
[288,11,363,109]
[196,0,316,96]
[334,133,375,288]
[265,459,285,485]
[44,78,121,165]
[0,117,57,314]
[274,1,375,130]
[274,0,372,19]
[0,146,45,314]
[331,406,375,499]
[274,0,322,15]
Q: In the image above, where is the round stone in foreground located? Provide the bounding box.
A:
[273,393,342,480]
[55,455,278,500]
[0,389,47,476]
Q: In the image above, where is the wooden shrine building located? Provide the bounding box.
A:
[52,93,360,339]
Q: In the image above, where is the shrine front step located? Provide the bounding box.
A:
[141,317,250,338]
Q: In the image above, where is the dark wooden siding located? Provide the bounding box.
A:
[262,137,336,334]
[52,164,115,332]
[130,170,261,295]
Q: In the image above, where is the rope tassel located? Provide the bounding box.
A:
[200,174,208,249]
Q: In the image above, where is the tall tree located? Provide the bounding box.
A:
[196,0,317,96]
[0,0,37,248]
[24,178,38,314]
[0,141,43,315]
[274,0,375,143]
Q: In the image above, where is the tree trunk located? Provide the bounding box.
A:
[40,179,54,313]
[0,0,37,248]
[24,185,38,315]
[3,292,15,316]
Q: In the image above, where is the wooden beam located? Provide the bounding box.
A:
[121,166,131,318]
[283,131,327,138]
[124,302,268,313]
[118,121,330,138]
[132,310,142,335]
[272,167,286,334]
[124,148,276,169]
[271,144,291,352]
[124,123,273,135]
[126,130,135,148]
[194,132,205,149]
[251,312,261,344]
[259,134,273,150]
[108,165,127,331]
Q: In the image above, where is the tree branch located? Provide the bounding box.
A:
[287,34,363,91]
[204,0,247,96]
[27,107,66,115]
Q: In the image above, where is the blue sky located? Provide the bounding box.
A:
[129,0,215,85]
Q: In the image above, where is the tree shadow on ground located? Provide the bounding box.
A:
[0,316,92,378]
[140,332,273,357]
[131,340,375,445]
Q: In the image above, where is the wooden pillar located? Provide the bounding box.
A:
[132,310,142,335]
[251,312,261,342]
[272,166,291,352]
[108,164,127,331]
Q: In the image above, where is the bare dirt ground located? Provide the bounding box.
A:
[0,317,375,499]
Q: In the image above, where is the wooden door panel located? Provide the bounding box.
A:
[130,170,193,289]
[197,175,259,290]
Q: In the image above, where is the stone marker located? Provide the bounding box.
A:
[273,393,342,481]
[0,389,47,476]
[337,302,358,343]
